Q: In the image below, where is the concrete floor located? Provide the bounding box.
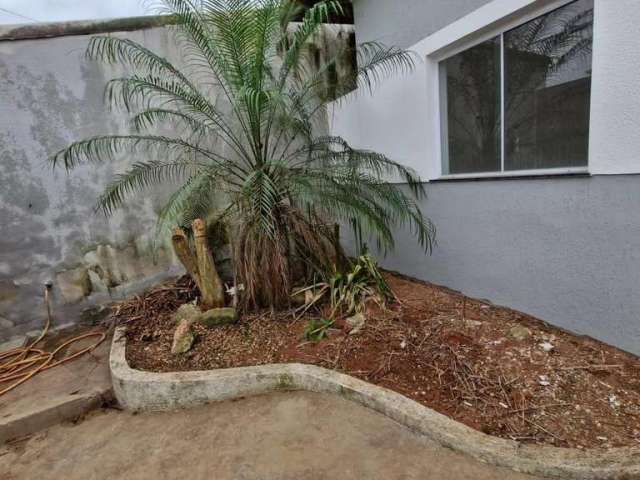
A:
[1,391,545,480]
[0,330,112,443]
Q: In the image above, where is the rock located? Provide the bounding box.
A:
[171,318,195,355]
[464,319,483,328]
[56,267,91,303]
[79,305,112,326]
[539,341,554,352]
[538,375,551,386]
[173,304,201,324]
[169,304,202,356]
[608,394,621,408]
[197,307,238,328]
[508,325,531,341]
[345,313,366,335]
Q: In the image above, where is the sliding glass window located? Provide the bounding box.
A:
[440,0,594,175]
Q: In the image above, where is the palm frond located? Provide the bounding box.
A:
[98,160,197,215]
[155,173,228,236]
[52,0,435,309]
[52,134,222,170]
[353,41,417,95]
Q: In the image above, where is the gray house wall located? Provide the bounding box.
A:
[357,175,640,355]
[352,0,492,47]
[343,1,640,355]
[0,17,354,345]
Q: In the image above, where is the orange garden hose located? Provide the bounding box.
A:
[0,286,106,397]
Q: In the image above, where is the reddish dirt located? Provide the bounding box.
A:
[120,274,640,450]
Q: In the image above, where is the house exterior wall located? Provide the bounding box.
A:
[588,0,640,175]
[0,18,354,345]
[352,0,492,48]
[332,0,640,354]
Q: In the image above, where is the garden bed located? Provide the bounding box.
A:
[116,274,640,450]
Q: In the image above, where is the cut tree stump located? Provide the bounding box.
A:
[192,219,225,310]
[172,227,200,285]
[171,220,226,310]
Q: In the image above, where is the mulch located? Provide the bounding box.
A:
[115,274,640,450]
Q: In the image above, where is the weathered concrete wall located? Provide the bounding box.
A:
[0,17,355,345]
[0,23,182,345]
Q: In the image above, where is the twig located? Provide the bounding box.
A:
[524,418,564,441]
[559,364,622,371]
[506,403,570,415]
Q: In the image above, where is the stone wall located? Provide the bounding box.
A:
[0,16,355,345]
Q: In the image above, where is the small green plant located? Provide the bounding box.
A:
[294,253,395,319]
[329,253,394,314]
[303,317,335,342]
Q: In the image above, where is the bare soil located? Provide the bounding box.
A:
[119,274,640,450]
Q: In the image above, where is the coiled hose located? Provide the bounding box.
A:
[0,285,106,397]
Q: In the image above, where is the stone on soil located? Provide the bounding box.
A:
[171,319,195,355]
[539,341,554,352]
[197,307,238,328]
[464,319,482,328]
[508,325,531,341]
[345,313,366,335]
[173,304,201,323]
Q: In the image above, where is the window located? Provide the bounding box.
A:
[439,0,594,176]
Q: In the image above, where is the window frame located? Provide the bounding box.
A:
[423,0,593,180]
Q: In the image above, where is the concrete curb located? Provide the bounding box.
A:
[111,328,640,480]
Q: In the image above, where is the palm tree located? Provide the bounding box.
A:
[52,0,435,309]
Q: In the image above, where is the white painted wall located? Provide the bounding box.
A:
[352,0,493,49]
[331,0,640,178]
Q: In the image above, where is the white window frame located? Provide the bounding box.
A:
[420,0,592,180]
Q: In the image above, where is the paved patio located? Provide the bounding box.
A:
[1,390,544,480]
[0,329,112,443]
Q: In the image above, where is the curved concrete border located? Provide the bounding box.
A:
[111,328,639,479]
